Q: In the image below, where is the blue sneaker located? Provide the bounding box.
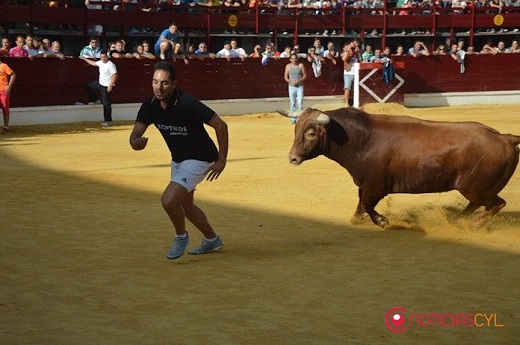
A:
[166,233,189,259]
[188,236,223,255]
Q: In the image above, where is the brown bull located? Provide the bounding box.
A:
[288,107,520,228]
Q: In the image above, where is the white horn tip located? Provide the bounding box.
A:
[316,113,330,125]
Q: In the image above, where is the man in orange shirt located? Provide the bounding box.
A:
[0,59,16,134]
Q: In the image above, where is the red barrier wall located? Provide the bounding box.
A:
[3,54,520,108]
[4,57,344,108]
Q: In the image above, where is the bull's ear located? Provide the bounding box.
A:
[315,113,330,125]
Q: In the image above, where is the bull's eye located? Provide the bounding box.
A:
[305,129,317,140]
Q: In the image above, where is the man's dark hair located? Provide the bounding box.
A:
[154,61,177,81]
[99,49,108,55]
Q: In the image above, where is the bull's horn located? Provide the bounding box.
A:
[315,113,330,125]
[276,111,290,118]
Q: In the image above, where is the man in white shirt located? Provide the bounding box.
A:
[79,50,118,126]
[229,39,247,60]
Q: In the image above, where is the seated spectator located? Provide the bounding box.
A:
[249,44,262,58]
[9,36,29,58]
[261,43,279,64]
[323,44,338,65]
[369,48,388,63]
[489,0,504,13]
[434,44,447,55]
[194,42,216,59]
[155,23,179,60]
[80,37,101,59]
[172,42,189,64]
[382,46,392,58]
[480,40,505,54]
[45,41,66,59]
[133,43,153,59]
[280,46,293,58]
[0,37,10,57]
[292,44,307,59]
[505,40,520,53]
[361,43,374,62]
[495,41,506,53]
[287,0,303,8]
[393,45,406,56]
[451,0,466,14]
[109,39,134,58]
[230,39,248,60]
[408,41,430,57]
[465,46,477,55]
[38,38,52,56]
[141,40,156,59]
[107,42,117,52]
[216,41,233,59]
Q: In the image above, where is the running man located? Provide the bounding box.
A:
[129,61,228,260]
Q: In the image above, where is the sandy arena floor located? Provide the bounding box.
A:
[1,103,519,344]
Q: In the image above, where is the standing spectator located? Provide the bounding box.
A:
[309,37,324,56]
[24,35,39,57]
[0,37,10,57]
[0,59,16,134]
[341,42,360,107]
[9,36,29,58]
[155,23,179,60]
[79,50,118,127]
[80,37,101,59]
[284,53,307,124]
[450,42,466,73]
[408,41,430,57]
[129,61,228,259]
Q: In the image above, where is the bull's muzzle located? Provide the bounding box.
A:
[289,155,302,165]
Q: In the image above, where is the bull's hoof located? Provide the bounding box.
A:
[350,213,368,225]
[376,216,389,228]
